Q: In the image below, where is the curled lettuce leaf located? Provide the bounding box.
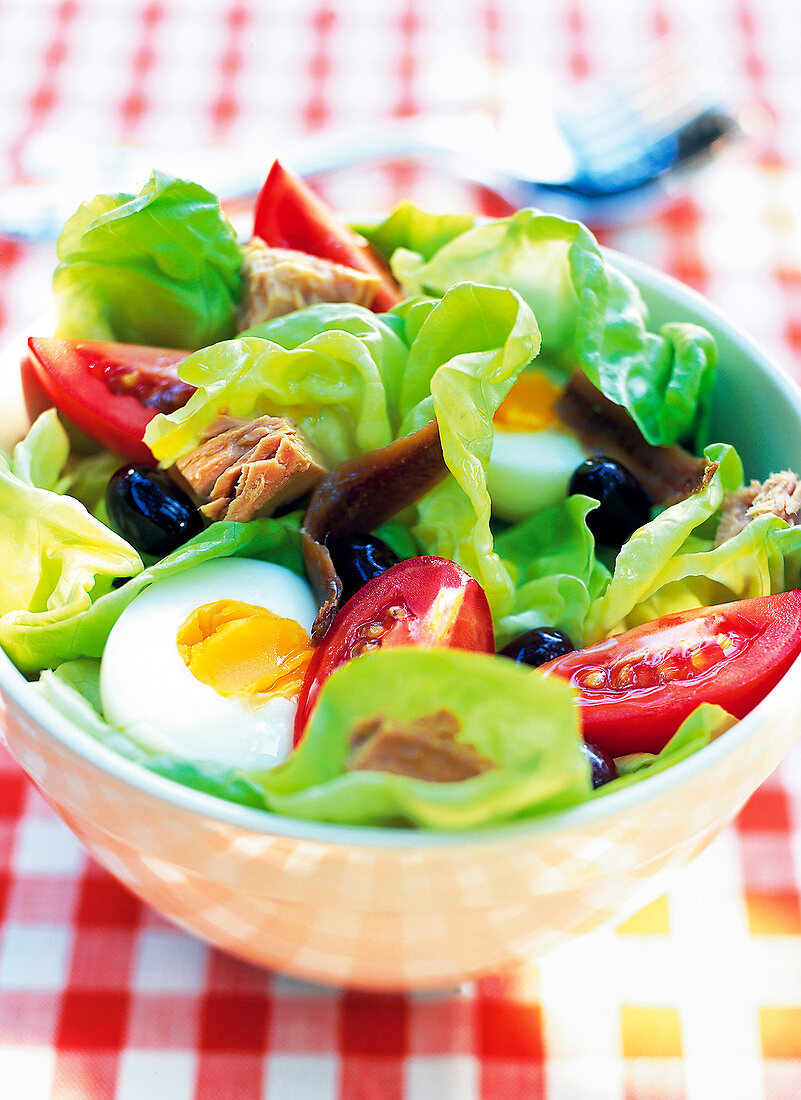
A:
[259,647,590,829]
[396,284,541,614]
[55,450,125,522]
[351,201,477,263]
[241,301,410,437]
[11,408,122,519]
[0,411,143,673]
[145,332,398,469]
[493,494,610,647]
[584,443,740,639]
[35,660,269,809]
[147,283,541,618]
[36,647,590,829]
[35,653,728,826]
[391,207,717,448]
[626,515,801,629]
[6,514,304,675]
[488,439,801,649]
[605,703,737,792]
[53,172,242,350]
[582,442,801,640]
[10,407,70,489]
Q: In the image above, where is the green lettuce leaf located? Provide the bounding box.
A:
[32,656,735,825]
[5,515,304,675]
[0,412,143,673]
[240,300,410,435]
[603,703,737,792]
[396,283,541,615]
[53,171,242,350]
[55,450,125,523]
[10,407,70,489]
[626,515,801,628]
[258,646,590,829]
[11,407,127,519]
[493,494,611,647]
[391,207,717,448]
[35,661,269,809]
[145,332,397,469]
[502,440,801,648]
[584,443,744,640]
[147,283,541,619]
[371,520,421,562]
[351,201,477,263]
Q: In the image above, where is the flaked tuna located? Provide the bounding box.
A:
[237,238,382,328]
[175,414,327,522]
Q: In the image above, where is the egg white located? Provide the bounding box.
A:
[100,557,318,770]
[488,429,587,521]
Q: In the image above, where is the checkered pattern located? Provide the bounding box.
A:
[2,0,801,1097]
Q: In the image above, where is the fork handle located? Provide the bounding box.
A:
[0,114,486,240]
[259,112,494,188]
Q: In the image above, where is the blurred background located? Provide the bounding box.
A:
[1,2,801,1099]
[1,0,799,374]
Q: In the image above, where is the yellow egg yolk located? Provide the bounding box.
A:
[176,600,313,701]
[493,370,563,432]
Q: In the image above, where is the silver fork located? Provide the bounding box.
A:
[0,38,741,239]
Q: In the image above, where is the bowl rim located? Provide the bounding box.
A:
[3,247,801,851]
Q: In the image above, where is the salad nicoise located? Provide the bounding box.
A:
[5,160,801,830]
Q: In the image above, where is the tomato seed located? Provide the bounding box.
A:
[576,668,607,689]
[611,663,635,689]
[658,661,684,682]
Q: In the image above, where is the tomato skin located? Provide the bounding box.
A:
[539,591,801,757]
[26,337,192,463]
[293,555,494,743]
[253,160,401,312]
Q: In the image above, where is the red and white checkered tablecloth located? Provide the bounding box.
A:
[2,2,801,1098]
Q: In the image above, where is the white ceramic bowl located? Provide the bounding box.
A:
[2,253,801,991]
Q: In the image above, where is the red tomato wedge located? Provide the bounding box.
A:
[293,556,494,743]
[26,337,194,463]
[539,591,801,757]
[253,160,401,312]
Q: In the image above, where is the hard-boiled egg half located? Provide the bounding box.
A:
[488,368,586,521]
[100,558,318,770]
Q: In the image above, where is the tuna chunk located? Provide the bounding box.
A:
[175,414,327,522]
[237,238,382,329]
[716,470,801,546]
[346,710,496,783]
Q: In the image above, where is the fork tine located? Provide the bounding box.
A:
[559,47,682,120]
[559,37,718,138]
[574,89,722,156]
[553,38,729,177]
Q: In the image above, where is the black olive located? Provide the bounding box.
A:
[326,532,401,603]
[499,626,574,668]
[581,741,618,788]
[568,455,652,545]
[106,465,204,557]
